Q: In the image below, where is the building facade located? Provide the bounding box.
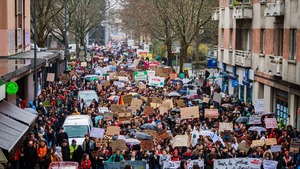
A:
[214,0,300,129]
[0,0,31,56]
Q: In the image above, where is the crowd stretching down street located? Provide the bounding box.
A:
[8,47,300,169]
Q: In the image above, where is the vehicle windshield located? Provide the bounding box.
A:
[63,125,88,138]
[78,93,98,101]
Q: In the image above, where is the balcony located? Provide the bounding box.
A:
[267,56,283,76]
[264,0,285,17]
[235,50,252,67]
[233,3,253,19]
[212,9,219,20]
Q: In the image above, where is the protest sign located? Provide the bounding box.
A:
[203,97,210,103]
[80,62,87,67]
[205,109,219,119]
[143,130,157,139]
[106,126,120,136]
[290,139,300,153]
[117,76,128,82]
[144,106,154,116]
[69,70,75,76]
[156,130,170,140]
[103,112,113,121]
[148,76,165,87]
[130,99,143,111]
[214,158,261,169]
[159,106,169,115]
[180,106,199,119]
[96,140,108,148]
[219,122,233,132]
[248,115,262,125]
[199,130,212,136]
[151,97,162,104]
[265,118,278,129]
[163,160,204,169]
[263,160,278,169]
[172,135,189,147]
[265,138,277,146]
[134,71,147,81]
[97,84,102,91]
[122,94,132,106]
[104,161,146,169]
[113,81,124,88]
[238,143,250,153]
[194,79,204,86]
[90,128,105,139]
[140,140,154,151]
[254,99,264,113]
[147,70,155,77]
[251,140,265,148]
[213,93,222,104]
[60,75,68,83]
[163,99,174,109]
[111,140,127,152]
[103,81,110,87]
[138,83,146,90]
[177,99,184,107]
[169,73,177,80]
[110,105,127,113]
[47,73,55,82]
[150,103,160,109]
[270,145,281,152]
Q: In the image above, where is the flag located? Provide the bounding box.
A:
[119,95,124,105]
[191,126,199,147]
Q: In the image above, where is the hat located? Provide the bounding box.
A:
[72,139,76,143]
[62,139,68,143]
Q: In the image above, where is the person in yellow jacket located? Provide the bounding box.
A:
[69,139,78,160]
[72,107,80,115]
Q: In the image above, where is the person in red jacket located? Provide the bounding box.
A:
[171,149,181,161]
[81,153,91,169]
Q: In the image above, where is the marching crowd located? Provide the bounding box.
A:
[7,48,300,169]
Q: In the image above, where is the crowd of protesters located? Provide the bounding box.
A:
[6,46,300,169]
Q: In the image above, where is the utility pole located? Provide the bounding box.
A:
[34,0,38,105]
[64,0,68,71]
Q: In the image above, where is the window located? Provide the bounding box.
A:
[275,29,283,56]
[221,29,224,47]
[17,28,22,46]
[229,29,233,49]
[229,0,234,6]
[260,29,265,53]
[290,29,297,60]
[18,0,22,14]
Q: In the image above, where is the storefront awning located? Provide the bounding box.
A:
[220,72,237,79]
[0,101,37,152]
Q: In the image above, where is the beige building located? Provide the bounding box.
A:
[0,0,31,56]
[214,0,300,129]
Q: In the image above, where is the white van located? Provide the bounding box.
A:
[77,90,98,106]
[62,115,93,145]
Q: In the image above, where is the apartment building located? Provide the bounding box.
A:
[214,0,300,129]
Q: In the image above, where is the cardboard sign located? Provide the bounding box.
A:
[205,109,219,119]
[122,94,133,106]
[290,139,300,153]
[139,84,147,90]
[156,130,170,140]
[106,126,120,136]
[140,140,154,151]
[111,105,127,113]
[203,97,210,103]
[248,115,262,125]
[103,81,110,87]
[172,135,189,147]
[238,143,250,153]
[111,140,127,152]
[251,140,265,148]
[47,73,55,82]
[150,103,160,109]
[169,73,177,80]
[265,138,277,146]
[96,140,108,148]
[219,122,233,132]
[97,84,102,91]
[143,130,157,139]
[254,99,264,113]
[81,62,87,67]
[213,93,222,104]
[180,106,199,119]
[177,99,184,107]
[60,75,68,82]
[265,118,278,129]
[163,99,174,109]
[144,106,154,116]
[151,97,162,104]
[270,145,281,153]
[90,128,105,139]
[159,106,169,115]
[130,99,143,111]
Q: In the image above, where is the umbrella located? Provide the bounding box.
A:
[113,135,127,140]
[171,108,180,113]
[193,99,203,103]
[261,112,275,116]
[125,138,141,145]
[221,103,234,109]
[167,92,181,97]
[140,123,159,131]
[180,96,187,99]
[248,126,267,132]
[24,108,38,115]
[135,132,152,140]
[187,94,202,100]
[236,116,248,123]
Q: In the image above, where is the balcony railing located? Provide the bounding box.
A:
[267,56,283,76]
[232,3,253,19]
[264,0,285,17]
[235,50,252,67]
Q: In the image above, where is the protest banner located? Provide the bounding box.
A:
[163,160,204,169]
[251,140,265,148]
[90,128,105,139]
[290,139,300,153]
[270,145,281,152]
[122,94,132,106]
[104,161,146,169]
[169,73,177,80]
[151,97,162,104]
[265,118,278,129]
[180,106,199,119]
[156,130,170,140]
[248,115,262,125]
[177,99,184,107]
[144,106,154,116]
[47,73,55,82]
[214,158,261,169]
[238,143,250,153]
[213,93,222,104]
[219,122,233,132]
[205,109,219,119]
[263,160,278,169]
[140,140,154,151]
[265,138,277,146]
[106,126,120,136]
[111,140,127,152]
[172,135,189,147]
[96,140,108,148]
[148,76,165,87]
[254,99,264,113]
